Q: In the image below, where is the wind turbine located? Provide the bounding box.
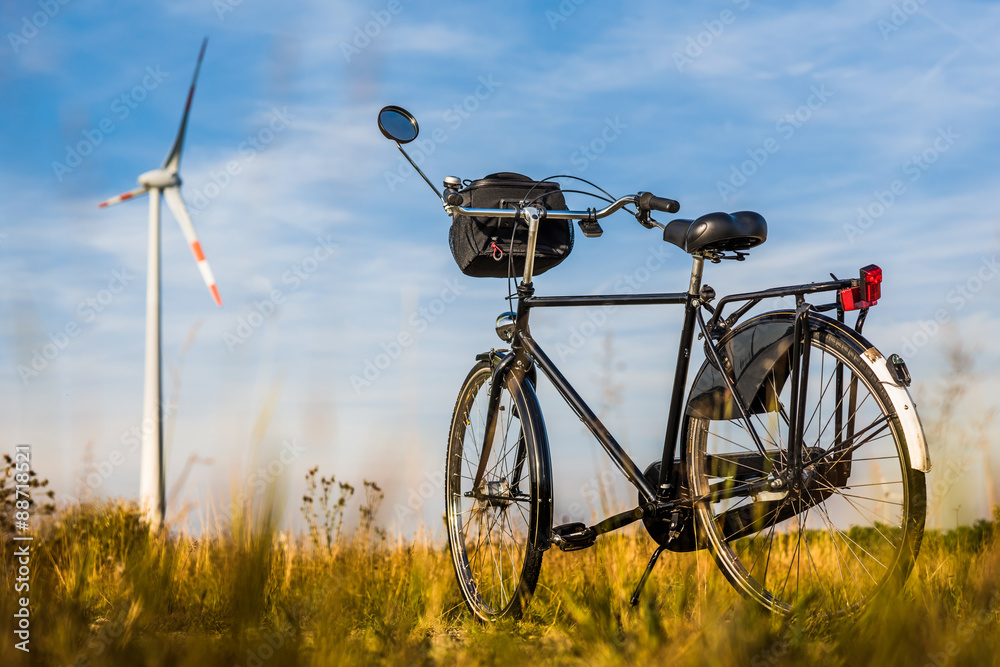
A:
[98,38,222,528]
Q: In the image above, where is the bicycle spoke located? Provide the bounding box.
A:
[446,365,544,620]
[708,426,762,454]
[689,324,923,615]
[801,351,837,437]
[812,498,868,600]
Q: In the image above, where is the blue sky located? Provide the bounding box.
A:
[2,0,998,533]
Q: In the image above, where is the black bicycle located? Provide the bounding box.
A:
[377,105,930,620]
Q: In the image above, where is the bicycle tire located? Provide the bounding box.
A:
[686,312,926,615]
[445,359,552,621]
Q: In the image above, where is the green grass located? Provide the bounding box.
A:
[2,496,999,666]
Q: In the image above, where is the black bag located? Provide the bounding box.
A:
[448,172,574,278]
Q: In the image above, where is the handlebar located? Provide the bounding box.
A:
[444,192,678,222]
[637,191,680,214]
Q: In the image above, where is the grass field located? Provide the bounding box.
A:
[2,476,999,667]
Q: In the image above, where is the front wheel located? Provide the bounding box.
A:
[445,359,551,621]
[687,316,926,615]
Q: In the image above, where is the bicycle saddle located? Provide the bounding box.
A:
[662,211,767,254]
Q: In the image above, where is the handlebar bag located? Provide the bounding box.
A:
[448,172,574,278]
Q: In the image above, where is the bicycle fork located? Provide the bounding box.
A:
[469,351,520,494]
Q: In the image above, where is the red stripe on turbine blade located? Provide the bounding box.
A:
[210,284,222,307]
[191,241,205,262]
[99,190,136,207]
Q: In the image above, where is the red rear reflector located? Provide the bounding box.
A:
[861,265,881,303]
[839,264,882,311]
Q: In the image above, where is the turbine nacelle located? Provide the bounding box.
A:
[138,169,180,189]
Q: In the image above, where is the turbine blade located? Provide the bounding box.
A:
[163,186,222,307]
[162,37,208,174]
[98,186,149,208]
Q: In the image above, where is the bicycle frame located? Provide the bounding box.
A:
[473,248,866,529]
[516,257,703,507]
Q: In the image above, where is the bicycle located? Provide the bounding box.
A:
[377,105,931,620]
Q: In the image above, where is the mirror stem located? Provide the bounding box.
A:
[395,142,443,201]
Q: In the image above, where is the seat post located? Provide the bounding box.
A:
[688,254,705,296]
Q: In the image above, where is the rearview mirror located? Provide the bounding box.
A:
[377,105,419,144]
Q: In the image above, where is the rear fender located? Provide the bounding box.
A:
[686,310,931,472]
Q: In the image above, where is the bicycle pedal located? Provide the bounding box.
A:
[551,522,597,551]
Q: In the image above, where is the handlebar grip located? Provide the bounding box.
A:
[638,191,680,214]
[445,190,464,206]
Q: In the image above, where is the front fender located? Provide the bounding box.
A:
[686,310,931,472]
[506,369,552,550]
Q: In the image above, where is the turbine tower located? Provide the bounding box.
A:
[98,38,221,528]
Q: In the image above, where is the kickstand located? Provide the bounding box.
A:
[630,545,666,607]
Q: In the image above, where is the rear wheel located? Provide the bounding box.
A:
[445,360,550,621]
[687,322,925,615]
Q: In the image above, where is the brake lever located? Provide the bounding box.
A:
[636,210,664,230]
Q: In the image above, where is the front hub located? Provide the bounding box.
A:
[466,479,514,509]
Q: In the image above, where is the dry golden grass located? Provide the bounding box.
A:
[1,495,999,667]
[4,348,997,665]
